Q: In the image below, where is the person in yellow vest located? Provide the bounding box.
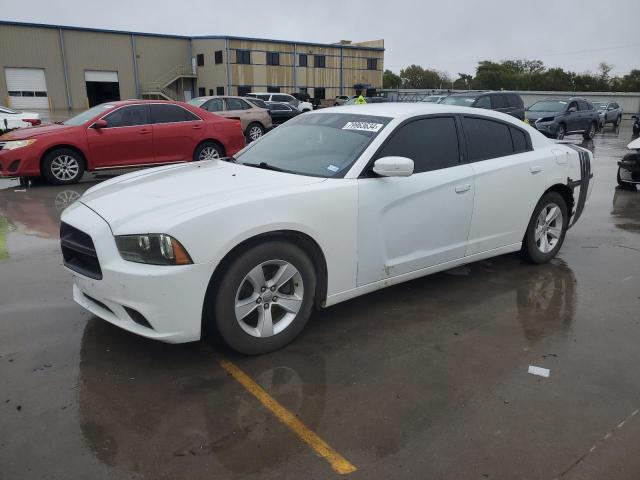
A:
[356,95,367,105]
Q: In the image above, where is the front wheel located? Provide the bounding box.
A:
[583,122,596,140]
[521,192,569,264]
[193,141,223,162]
[556,124,566,140]
[41,148,85,185]
[211,241,317,355]
[614,116,622,127]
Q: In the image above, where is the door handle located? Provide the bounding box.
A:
[455,184,471,193]
[192,124,203,130]
[139,128,151,134]
[529,165,543,174]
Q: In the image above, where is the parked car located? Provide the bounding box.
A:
[592,101,623,129]
[633,114,640,136]
[265,101,302,125]
[247,93,313,112]
[0,105,41,133]
[60,103,593,354]
[189,96,272,142]
[334,95,352,106]
[440,91,525,120]
[617,137,640,189]
[244,97,270,110]
[525,98,599,140]
[423,95,448,103]
[0,100,245,185]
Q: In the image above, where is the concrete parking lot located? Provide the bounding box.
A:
[1,124,639,480]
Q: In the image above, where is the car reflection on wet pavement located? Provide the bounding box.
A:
[1,126,640,480]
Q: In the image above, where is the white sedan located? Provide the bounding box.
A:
[60,104,593,354]
[0,105,41,132]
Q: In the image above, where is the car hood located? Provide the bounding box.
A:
[0,123,78,139]
[79,160,326,233]
[525,111,561,121]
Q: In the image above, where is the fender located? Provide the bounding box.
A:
[564,144,593,227]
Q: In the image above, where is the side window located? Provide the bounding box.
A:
[226,98,247,111]
[577,100,590,111]
[256,94,270,100]
[103,105,149,127]
[272,94,291,103]
[204,98,224,112]
[266,52,280,66]
[491,94,507,109]
[462,116,514,161]
[216,86,224,96]
[567,101,578,112]
[150,104,200,124]
[611,103,619,110]
[269,103,287,111]
[196,54,204,66]
[376,117,460,174]
[299,54,308,67]
[475,96,491,108]
[237,86,251,97]
[510,126,530,153]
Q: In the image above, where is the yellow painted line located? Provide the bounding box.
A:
[219,358,357,475]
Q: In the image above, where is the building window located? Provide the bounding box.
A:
[266,52,280,66]
[198,87,206,96]
[216,86,225,95]
[367,58,378,70]
[236,50,251,65]
[237,85,252,97]
[299,54,307,67]
[215,50,223,64]
[314,87,325,99]
[196,54,204,66]
[267,86,280,93]
[314,55,326,68]
[298,87,308,94]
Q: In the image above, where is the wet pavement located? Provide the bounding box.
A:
[1,124,640,480]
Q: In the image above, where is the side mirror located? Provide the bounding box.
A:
[93,119,108,129]
[373,156,414,177]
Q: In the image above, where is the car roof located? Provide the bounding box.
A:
[448,91,518,97]
[319,102,521,120]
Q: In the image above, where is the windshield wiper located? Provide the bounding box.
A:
[242,162,294,174]
[220,155,237,163]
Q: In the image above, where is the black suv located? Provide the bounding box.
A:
[525,97,599,140]
[439,91,525,120]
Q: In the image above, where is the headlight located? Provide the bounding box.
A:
[3,139,37,150]
[115,234,193,265]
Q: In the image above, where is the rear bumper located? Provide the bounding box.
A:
[61,201,216,343]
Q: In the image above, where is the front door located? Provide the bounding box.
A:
[356,116,475,286]
[86,104,153,168]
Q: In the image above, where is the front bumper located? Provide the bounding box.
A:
[61,201,216,343]
[0,146,40,177]
[528,121,557,136]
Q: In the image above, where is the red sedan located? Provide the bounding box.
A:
[0,100,245,185]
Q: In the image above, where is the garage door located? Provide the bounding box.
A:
[5,68,49,110]
[85,70,120,107]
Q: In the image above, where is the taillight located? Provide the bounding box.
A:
[24,119,41,126]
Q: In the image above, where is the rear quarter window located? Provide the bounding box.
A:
[462,116,514,161]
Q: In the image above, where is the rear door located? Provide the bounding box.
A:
[225,98,252,131]
[86,104,154,168]
[462,115,547,255]
[150,103,204,163]
[356,116,475,286]
[490,94,509,115]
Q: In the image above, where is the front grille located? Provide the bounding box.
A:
[60,222,102,280]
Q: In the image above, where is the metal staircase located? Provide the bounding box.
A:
[141,65,196,100]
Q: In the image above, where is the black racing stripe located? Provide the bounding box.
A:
[565,144,592,227]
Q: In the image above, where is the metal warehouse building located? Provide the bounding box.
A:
[0,21,384,111]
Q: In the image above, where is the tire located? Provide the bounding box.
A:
[193,141,223,162]
[615,116,622,127]
[556,124,566,140]
[521,192,569,264]
[245,122,265,142]
[41,148,85,185]
[211,241,317,355]
[582,121,596,140]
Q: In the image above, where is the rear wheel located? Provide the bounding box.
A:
[246,122,265,142]
[614,116,622,127]
[211,241,317,355]
[193,141,223,162]
[522,192,568,264]
[556,124,566,140]
[41,148,85,185]
[583,122,596,140]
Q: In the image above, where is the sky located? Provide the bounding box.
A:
[2,0,639,78]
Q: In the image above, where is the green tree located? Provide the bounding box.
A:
[383,69,401,89]
[400,65,450,89]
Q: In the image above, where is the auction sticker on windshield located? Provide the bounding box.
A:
[342,121,384,132]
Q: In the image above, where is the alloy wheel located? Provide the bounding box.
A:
[199,146,220,161]
[249,126,263,141]
[534,203,563,253]
[234,260,304,338]
[50,155,80,181]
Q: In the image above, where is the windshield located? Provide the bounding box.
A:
[63,104,116,126]
[188,97,207,107]
[0,105,19,114]
[440,96,477,106]
[235,113,391,178]
[527,100,567,112]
